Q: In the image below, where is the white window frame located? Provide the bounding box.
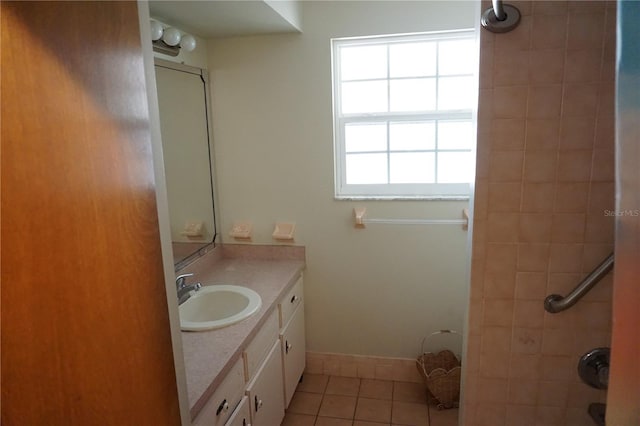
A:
[331,30,477,200]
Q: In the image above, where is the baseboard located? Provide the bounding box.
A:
[305,351,423,383]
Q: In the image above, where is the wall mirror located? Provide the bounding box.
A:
[154,59,217,269]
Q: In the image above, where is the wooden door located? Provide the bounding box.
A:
[1,2,181,425]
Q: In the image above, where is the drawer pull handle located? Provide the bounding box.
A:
[215,399,229,416]
[255,395,263,411]
[290,295,299,303]
[242,420,251,426]
[286,340,293,354]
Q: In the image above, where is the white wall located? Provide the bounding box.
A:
[207,1,476,358]
[265,0,301,31]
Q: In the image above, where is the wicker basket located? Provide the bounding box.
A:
[416,330,461,410]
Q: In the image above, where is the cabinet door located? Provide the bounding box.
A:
[246,341,284,426]
[193,358,245,426]
[281,304,306,408]
[244,309,279,382]
[224,396,251,426]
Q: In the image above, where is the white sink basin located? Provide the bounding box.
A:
[179,285,262,331]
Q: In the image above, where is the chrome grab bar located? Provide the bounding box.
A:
[544,253,614,313]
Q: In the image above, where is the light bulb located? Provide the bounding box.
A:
[162,27,181,46]
[180,35,196,52]
[150,20,163,41]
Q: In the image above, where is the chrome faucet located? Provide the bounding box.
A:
[176,273,202,305]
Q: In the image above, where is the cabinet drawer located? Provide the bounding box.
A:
[193,357,245,426]
[281,303,306,408]
[246,341,285,426]
[279,275,303,329]
[224,396,250,426]
[243,309,278,382]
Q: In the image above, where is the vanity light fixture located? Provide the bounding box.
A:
[150,20,197,57]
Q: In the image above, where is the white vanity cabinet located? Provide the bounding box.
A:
[279,276,303,328]
[193,358,245,426]
[241,308,284,426]
[245,341,285,426]
[243,310,279,382]
[279,276,306,407]
[192,274,306,426]
[224,396,250,426]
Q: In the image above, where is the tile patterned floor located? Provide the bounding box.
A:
[281,374,458,426]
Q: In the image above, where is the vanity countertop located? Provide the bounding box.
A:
[178,245,305,419]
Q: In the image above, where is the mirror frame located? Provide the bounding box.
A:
[154,58,219,271]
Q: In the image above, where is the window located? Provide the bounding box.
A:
[332,31,478,199]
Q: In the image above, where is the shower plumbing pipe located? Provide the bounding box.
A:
[481,0,521,33]
[544,253,615,313]
[492,0,506,21]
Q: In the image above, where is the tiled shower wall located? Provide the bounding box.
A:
[463,2,616,425]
